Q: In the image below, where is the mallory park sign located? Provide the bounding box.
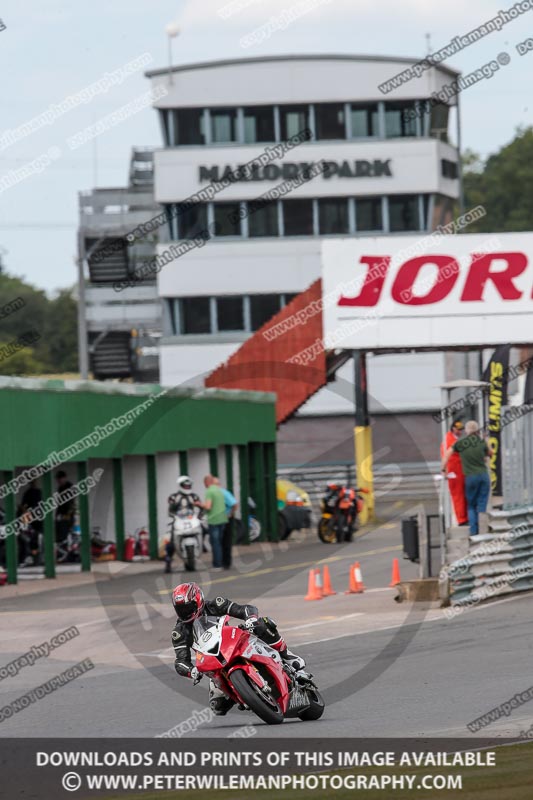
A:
[198,159,393,183]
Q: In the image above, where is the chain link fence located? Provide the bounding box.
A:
[502,405,533,509]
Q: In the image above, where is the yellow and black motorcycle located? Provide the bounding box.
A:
[318,485,368,544]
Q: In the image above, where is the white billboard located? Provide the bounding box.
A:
[322,232,533,350]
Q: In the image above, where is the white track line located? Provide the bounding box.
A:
[135,591,533,656]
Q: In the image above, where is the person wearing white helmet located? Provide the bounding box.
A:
[164,476,203,573]
[168,476,200,514]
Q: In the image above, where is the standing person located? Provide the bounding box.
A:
[442,421,493,536]
[19,479,42,565]
[198,475,227,571]
[440,420,468,526]
[213,477,238,570]
[55,471,75,544]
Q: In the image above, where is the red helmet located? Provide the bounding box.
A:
[172,582,205,622]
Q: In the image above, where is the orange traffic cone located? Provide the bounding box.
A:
[345,563,363,594]
[322,565,337,596]
[305,568,323,601]
[354,561,366,592]
[390,557,401,586]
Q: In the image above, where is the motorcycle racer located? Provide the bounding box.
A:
[171,582,305,715]
[165,476,203,573]
[168,475,201,514]
[323,483,357,542]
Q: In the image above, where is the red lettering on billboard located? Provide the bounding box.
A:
[391,256,460,305]
[338,256,390,306]
[460,252,527,301]
[336,251,529,306]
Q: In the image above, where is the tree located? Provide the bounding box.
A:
[0,272,78,375]
[43,289,79,373]
[463,127,533,232]
[0,342,44,376]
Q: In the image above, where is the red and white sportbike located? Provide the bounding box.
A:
[192,615,325,726]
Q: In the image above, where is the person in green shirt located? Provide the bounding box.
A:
[198,475,228,570]
[442,420,493,536]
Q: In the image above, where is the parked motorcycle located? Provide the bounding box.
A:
[56,529,81,564]
[91,527,116,561]
[193,614,325,726]
[170,507,203,572]
[0,509,43,568]
[318,486,369,544]
[19,513,42,567]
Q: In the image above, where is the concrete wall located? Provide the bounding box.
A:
[156,452,180,539]
[123,456,148,536]
[88,458,115,538]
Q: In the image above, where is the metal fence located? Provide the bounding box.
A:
[278,460,440,519]
[446,407,533,606]
[447,507,533,606]
[501,405,533,509]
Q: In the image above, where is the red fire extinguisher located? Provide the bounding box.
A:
[137,527,149,558]
[124,535,136,562]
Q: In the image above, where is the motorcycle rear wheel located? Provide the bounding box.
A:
[230,668,284,725]
[298,688,325,721]
[318,518,337,544]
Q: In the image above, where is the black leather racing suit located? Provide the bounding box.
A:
[171,596,287,677]
[171,597,305,714]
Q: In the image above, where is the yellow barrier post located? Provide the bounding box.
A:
[354,425,375,523]
[353,351,375,523]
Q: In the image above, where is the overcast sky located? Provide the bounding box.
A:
[0,0,531,292]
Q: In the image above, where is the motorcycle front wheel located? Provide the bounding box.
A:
[230,669,284,725]
[318,517,337,544]
[298,688,325,721]
[185,544,196,572]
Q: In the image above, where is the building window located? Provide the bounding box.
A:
[164,205,178,240]
[389,195,420,231]
[441,159,458,180]
[385,102,417,138]
[250,294,282,330]
[172,294,295,335]
[283,199,314,236]
[243,106,275,143]
[314,103,346,140]
[166,299,178,335]
[216,296,245,331]
[280,105,310,140]
[318,198,349,234]
[210,108,238,143]
[421,195,430,229]
[429,102,449,141]
[159,110,171,146]
[213,202,242,236]
[174,109,206,145]
[350,104,378,137]
[247,199,279,237]
[178,203,208,239]
[356,197,383,231]
[180,297,211,334]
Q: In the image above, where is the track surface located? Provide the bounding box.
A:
[1,502,532,740]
